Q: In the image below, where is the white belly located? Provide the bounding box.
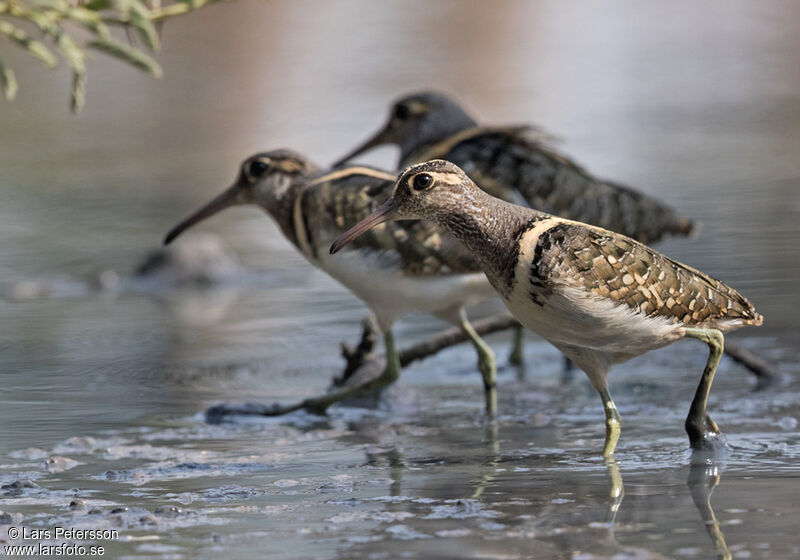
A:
[316,248,496,329]
[503,284,682,357]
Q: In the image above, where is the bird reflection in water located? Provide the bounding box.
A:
[453,425,731,559]
[688,453,731,560]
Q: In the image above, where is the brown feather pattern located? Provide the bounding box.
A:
[529,221,763,328]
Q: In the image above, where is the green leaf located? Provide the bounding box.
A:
[11,7,58,34]
[110,0,131,18]
[83,0,113,11]
[127,0,154,20]
[0,57,18,100]
[54,32,87,74]
[104,0,160,50]
[0,18,58,68]
[30,0,68,10]
[88,37,162,77]
[63,7,112,40]
[130,11,160,50]
[70,69,86,113]
[179,0,207,9]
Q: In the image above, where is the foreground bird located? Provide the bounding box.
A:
[334,91,695,244]
[331,160,763,456]
[164,150,501,415]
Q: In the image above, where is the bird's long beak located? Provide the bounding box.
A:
[163,186,240,245]
[332,120,396,167]
[329,199,396,254]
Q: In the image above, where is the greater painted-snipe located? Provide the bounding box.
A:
[335,91,695,245]
[331,160,762,456]
[164,150,502,415]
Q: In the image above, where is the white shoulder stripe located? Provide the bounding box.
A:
[307,167,396,187]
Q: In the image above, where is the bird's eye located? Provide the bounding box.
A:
[249,160,269,178]
[412,173,433,191]
[394,103,411,120]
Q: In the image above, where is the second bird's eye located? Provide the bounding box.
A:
[412,173,433,191]
[394,103,410,120]
[249,160,269,178]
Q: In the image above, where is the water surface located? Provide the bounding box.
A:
[1,1,799,558]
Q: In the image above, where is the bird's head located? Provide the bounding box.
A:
[333,92,477,167]
[164,150,317,245]
[330,160,474,254]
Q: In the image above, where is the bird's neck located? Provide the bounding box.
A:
[432,190,545,296]
[399,118,477,165]
[265,179,313,249]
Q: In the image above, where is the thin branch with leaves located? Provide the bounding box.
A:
[0,0,219,112]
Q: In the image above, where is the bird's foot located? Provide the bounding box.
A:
[301,396,334,416]
[686,413,729,452]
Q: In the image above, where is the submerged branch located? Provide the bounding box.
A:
[722,340,781,389]
[205,314,515,422]
[397,315,519,367]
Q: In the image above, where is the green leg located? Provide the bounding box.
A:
[683,328,726,450]
[599,386,622,458]
[508,324,525,365]
[302,329,401,415]
[459,308,498,417]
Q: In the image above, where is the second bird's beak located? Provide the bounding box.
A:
[332,120,397,168]
[329,198,396,254]
[163,186,240,245]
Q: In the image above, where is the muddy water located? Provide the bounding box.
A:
[1,1,799,558]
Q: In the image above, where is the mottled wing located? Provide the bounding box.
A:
[420,127,696,244]
[303,172,480,276]
[532,222,762,327]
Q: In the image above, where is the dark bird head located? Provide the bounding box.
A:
[333,92,477,167]
[164,150,318,245]
[330,160,476,254]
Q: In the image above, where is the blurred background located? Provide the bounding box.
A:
[1,1,799,558]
